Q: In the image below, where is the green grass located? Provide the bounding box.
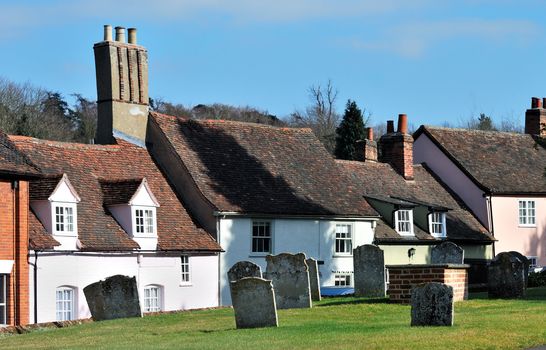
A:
[2,288,546,350]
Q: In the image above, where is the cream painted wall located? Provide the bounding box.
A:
[380,245,430,265]
[28,253,219,324]
[491,196,546,265]
[218,217,375,305]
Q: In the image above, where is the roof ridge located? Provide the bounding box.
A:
[423,125,527,137]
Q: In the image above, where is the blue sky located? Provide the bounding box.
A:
[0,0,545,128]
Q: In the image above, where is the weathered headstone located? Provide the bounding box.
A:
[353,244,386,298]
[227,261,262,282]
[488,252,525,299]
[231,277,278,329]
[83,275,142,321]
[411,282,454,327]
[431,241,464,264]
[264,253,312,309]
[508,251,529,287]
[306,258,321,301]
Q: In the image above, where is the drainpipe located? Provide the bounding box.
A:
[33,251,38,324]
[487,195,496,258]
[12,180,18,326]
[216,216,221,306]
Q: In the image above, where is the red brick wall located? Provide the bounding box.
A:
[0,180,29,326]
[387,265,468,304]
[379,133,414,180]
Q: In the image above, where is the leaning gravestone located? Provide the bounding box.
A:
[411,282,454,327]
[488,252,525,299]
[431,241,464,264]
[227,261,262,282]
[353,244,386,298]
[508,251,529,287]
[264,253,312,309]
[306,258,321,301]
[83,275,142,321]
[231,277,278,329]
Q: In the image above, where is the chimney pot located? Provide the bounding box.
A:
[103,25,112,41]
[397,114,408,134]
[367,127,374,141]
[386,120,394,133]
[115,26,126,42]
[128,28,137,44]
[532,97,541,109]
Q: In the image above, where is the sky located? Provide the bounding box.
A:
[0,0,545,129]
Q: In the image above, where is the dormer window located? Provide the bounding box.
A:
[429,212,447,237]
[395,209,414,235]
[55,205,75,234]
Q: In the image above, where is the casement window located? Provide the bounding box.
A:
[252,221,271,254]
[335,224,353,255]
[429,212,447,237]
[54,205,76,235]
[181,255,191,284]
[0,275,7,325]
[134,208,156,235]
[56,287,75,321]
[519,200,536,226]
[395,209,414,235]
[143,285,162,312]
[334,274,352,287]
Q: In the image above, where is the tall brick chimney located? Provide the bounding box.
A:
[94,25,149,146]
[525,97,546,136]
[379,114,414,180]
[355,127,377,162]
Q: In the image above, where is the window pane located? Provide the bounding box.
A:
[252,222,271,253]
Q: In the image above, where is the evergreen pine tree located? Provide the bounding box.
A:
[334,99,366,160]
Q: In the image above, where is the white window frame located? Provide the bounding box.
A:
[56,286,75,321]
[518,200,536,227]
[395,209,414,236]
[143,285,162,313]
[334,274,352,287]
[52,203,78,236]
[132,206,157,237]
[428,212,447,238]
[180,255,191,285]
[334,224,353,256]
[527,256,538,269]
[251,221,272,255]
[0,275,7,326]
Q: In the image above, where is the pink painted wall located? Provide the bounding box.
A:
[491,196,546,265]
[414,134,490,229]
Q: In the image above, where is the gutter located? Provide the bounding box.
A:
[212,211,380,221]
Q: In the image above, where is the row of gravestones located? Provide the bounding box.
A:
[228,253,321,329]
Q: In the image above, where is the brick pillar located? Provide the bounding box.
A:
[15,181,29,326]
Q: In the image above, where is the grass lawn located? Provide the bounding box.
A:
[2,288,546,350]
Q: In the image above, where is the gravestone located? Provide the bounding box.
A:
[306,258,321,301]
[411,282,454,327]
[83,275,142,321]
[353,244,386,298]
[231,277,278,329]
[508,251,529,287]
[227,261,262,282]
[488,252,525,299]
[264,253,312,309]
[431,241,464,264]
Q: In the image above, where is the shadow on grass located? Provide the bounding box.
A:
[469,287,546,300]
[316,297,390,307]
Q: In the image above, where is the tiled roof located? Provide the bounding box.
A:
[150,112,377,217]
[338,160,494,243]
[10,135,221,252]
[29,175,63,200]
[415,126,546,193]
[100,179,142,205]
[29,210,60,250]
[0,130,40,177]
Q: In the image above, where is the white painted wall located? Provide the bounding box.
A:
[414,134,490,228]
[28,252,219,323]
[218,217,375,305]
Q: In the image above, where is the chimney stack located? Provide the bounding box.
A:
[355,127,378,162]
[525,97,546,136]
[94,25,149,146]
[379,114,414,180]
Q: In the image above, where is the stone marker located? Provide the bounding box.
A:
[231,277,278,329]
[306,258,321,301]
[431,241,464,264]
[508,251,529,287]
[264,253,312,309]
[353,244,386,298]
[83,275,142,321]
[411,282,454,327]
[227,261,262,282]
[488,252,525,299]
